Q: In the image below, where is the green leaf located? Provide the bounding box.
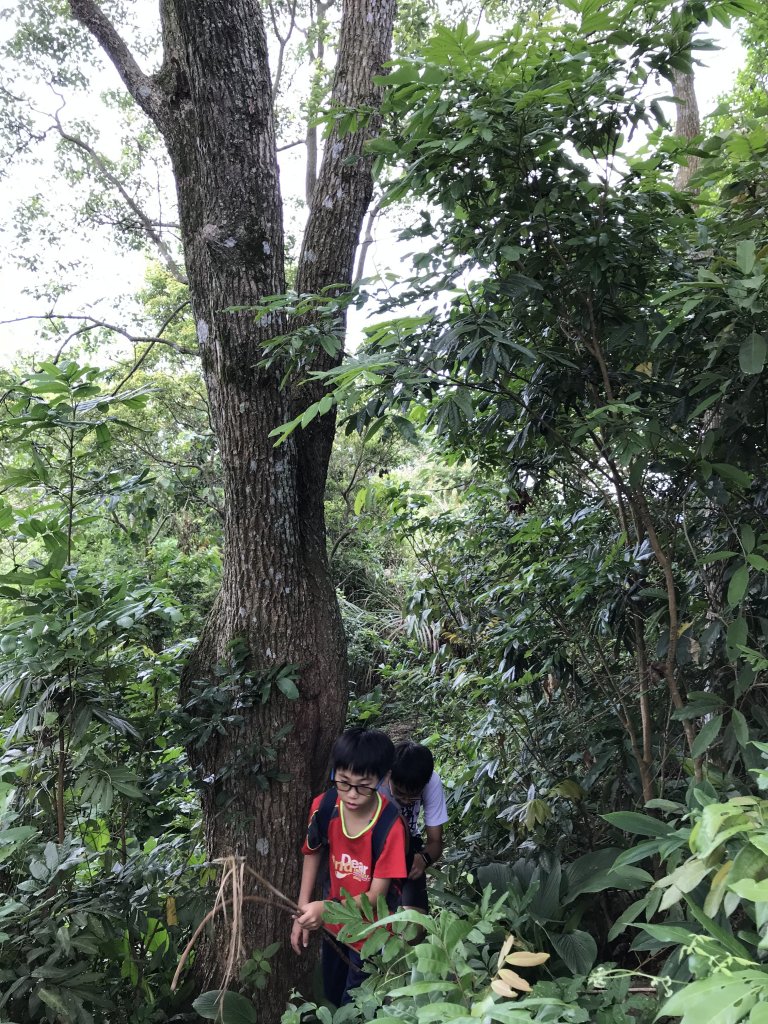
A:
[691,715,723,758]
[729,878,768,902]
[37,987,71,1016]
[275,675,299,700]
[739,333,766,375]
[563,847,652,900]
[682,895,752,961]
[387,981,462,997]
[748,1003,768,1024]
[731,709,749,748]
[711,463,752,488]
[726,617,748,661]
[635,922,695,945]
[736,240,756,275]
[602,812,673,837]
[353,486,367,516]
[192,991,257,1024]
[550,929,597,975]
[660,971,761,1024]
[741,525,756,554]
[607,895,651,941]
[727,564,750,607]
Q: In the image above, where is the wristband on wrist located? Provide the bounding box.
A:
[419,850,434,867]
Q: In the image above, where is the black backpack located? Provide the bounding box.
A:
[309,787,411,911]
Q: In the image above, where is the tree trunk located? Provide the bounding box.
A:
[672,69,701,189]
[69,0,395,1018]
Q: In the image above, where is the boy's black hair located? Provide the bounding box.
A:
[331,727,394,779]
[390,740,434,792]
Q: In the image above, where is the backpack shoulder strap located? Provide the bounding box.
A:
[306,787,339,850]
[371,799,410,871]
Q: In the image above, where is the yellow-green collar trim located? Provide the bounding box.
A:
[339,791,382,839]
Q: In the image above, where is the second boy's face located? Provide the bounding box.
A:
[335,770,380,815]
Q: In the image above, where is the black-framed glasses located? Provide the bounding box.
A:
[335,779,378,797]
[391,787,420,806]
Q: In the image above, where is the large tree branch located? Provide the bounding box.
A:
[68,0,170,130]
[292,0,395,536]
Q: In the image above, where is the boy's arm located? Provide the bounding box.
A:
[291,852,324,953]
[409,823,444,879]
[362,876,390,905]
[297,849,321,904]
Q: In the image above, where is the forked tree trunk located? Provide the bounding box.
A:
[69,0,395,1017]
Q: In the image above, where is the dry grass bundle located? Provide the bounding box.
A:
[170,856,299,993]
[171,857,355,996]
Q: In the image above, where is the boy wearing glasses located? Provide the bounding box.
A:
[382,741,448,912]
[290,728,407,1006]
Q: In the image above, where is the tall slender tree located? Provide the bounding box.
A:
[67,0,395,1013]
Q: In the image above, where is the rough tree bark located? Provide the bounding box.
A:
[672,69,701,189]
[68,0,395,1017]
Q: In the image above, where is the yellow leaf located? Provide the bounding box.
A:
[491,979,518,999]
[498,969,531,992]
[635,362,652,376]
[498,934,515,969]
[166,896,178,926]
[505,951,550,967]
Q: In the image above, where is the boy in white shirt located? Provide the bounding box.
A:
[381,741,448,911]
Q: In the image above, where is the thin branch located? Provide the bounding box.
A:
[328,527,355,563]
[277,138,306,152]
[268,0,299,97]
[68,0,170,129]
[354,200,381,284]
[114,301,195,392]
[1,309,196,357]
[52,107,186,283]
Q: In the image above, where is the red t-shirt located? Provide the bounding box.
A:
[301,790,407,945]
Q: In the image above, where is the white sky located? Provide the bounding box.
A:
[0,15,745,366]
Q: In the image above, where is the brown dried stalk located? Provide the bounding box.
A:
[170,857,354,993]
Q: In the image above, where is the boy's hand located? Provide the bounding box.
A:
[290,917,310,954]
[295,899,326,932]
[408,853,427,880]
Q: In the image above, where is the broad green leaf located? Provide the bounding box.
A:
[739,333,767,375]
[564,846,652,900]
[660,971,761,1024]
[736,240,756,275]
[635,922,694,945]
[192,991,257,1024]
[711,463,752,488]
[37,988,71,1016]
[607,895,651,941]
[726,618,748,661]
[550,929,596,975]
[732,709,749,748]
[683,894,753,959]
[729,878,768,902]
[602,812,673,837]
[275,676,299,700]
[387,981,462,997]
[727,565,750,607]
[691,715,723,758]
